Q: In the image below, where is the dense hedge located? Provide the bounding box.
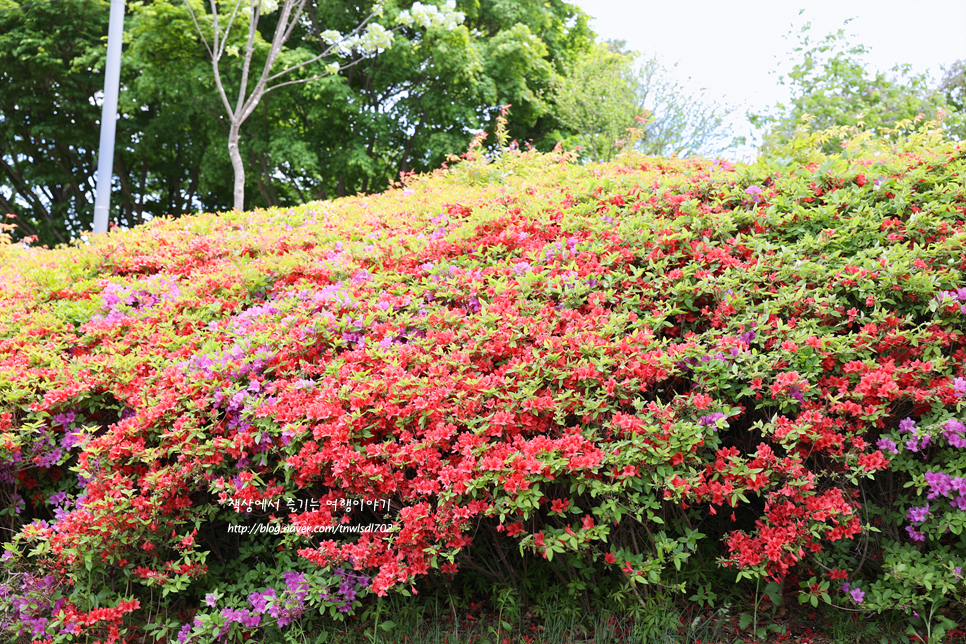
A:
[1,122,965,643]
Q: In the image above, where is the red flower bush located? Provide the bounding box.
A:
[1,120,965,641]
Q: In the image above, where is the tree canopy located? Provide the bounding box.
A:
[1,0,596,246]
[552,40,739,163]
[749,20,966,156]
[0,0,214,245]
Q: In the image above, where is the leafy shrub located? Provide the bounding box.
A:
[1,116,965,643]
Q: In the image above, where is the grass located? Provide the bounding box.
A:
[245,587,966,644]
[249,592,777,644]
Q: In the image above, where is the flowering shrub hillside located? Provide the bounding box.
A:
[2,121,965,643]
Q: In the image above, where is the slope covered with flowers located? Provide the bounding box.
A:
[1,124,965,643]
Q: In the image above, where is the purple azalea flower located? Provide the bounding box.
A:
[283,571,308,594]
[850,587,865,603]
[61,430,83,450]
[949,434,966,449]
[241,613,261,628]
[906,504,929,525]
[36,448,62,468]
[925,471,953,498]
[943,419,966,444]
[220,607,246,623]
[876,437,898,454]
[699,413,728,428]
[906,526,926,542]
[51,411,76,427]
[249,589,276,614]
[205,593,218,608]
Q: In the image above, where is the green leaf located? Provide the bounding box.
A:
[739,612,753,630]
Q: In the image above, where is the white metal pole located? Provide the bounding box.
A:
[92,0,125,235]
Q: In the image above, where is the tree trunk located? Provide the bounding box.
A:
[228,119,245,211]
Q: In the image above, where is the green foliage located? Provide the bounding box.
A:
[939,59,965,113]
[0,0,234,247]
[277,0,593,199]
[551,41,641,163]
[552,40,738,163]
[0,0,594,245]
[750,19,966,156]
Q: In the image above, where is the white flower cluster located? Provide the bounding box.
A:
[321,22,395,57]
[396,0,465,30]
[317,0,465,65]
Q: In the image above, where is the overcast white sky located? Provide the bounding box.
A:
[570,0,966,160]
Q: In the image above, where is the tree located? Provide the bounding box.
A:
[748,20,966,155]
[938,59,965,113]
[1,0,597,244]
[219,0,594,202]
[632,52,739,158]
[0,0,216,246]
[550,42,639,162]
[551,40,738,163]
[182,0,461,211]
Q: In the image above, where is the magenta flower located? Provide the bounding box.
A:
[906,526,926,542]
[925,471,953,499]
[699,412,728,428]
[906,504,929,525]
[849,587,865,603]
[876,437,898,454]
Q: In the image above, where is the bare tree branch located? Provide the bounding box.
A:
[183,0,214,59]
[216,0,246,59]
[264,55,369,93]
